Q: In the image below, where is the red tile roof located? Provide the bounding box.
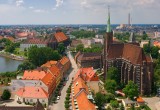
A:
[74,67,99,81]
[54,32,68,43]
[16,87,48,98]
[22,70,46,80]
[60,56,70,65]
[41,60,57,68]
[24,38,47,44]
[48,65,60,77]
[76,91,96,110]
[107,43,152,65]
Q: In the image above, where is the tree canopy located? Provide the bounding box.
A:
[94,92,106,110]
[76,44,84,52]
[28,46,61,66]
[17,61,36,71]
[1,89,11,100]
[107,67,120,84]
[122,81,139,100]
[104,80,117,94]
[71,30,95,38]
[57,43,65,54]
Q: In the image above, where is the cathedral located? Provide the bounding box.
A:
[102,9,153,95]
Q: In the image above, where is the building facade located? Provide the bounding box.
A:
[102,9,153,95]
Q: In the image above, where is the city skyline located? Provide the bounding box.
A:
[0,0,160,25]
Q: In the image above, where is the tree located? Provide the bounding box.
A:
[5,44,15,53]
[143,44,151,54]
[94,92,106,110]
[122,81,139,100]
[104,80,117,94]
[76,44,84,52]
[57,43,65,54]
[151,46,159,59]
[110,100,119,108]
[28,46,61,66]
[107,67,120,83]
[1,89,11,100]
[105,93,115,103]
[17,61,36,71]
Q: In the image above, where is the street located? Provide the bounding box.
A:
[51,51,78,110]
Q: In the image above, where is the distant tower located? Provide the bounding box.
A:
[128,13,131,27]
[103,6,113,80]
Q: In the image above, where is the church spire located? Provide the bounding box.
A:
[106,6,111,32]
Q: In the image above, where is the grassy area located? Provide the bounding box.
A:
[14,48,27,58]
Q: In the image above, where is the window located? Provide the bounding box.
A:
[42,100,45,102]
[30,99,33,102]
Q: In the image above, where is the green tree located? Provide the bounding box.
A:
[57,43,65,54]
[28,46,61,66]
[143,44,151,54]
[94,92,106,110]
[122,81,139,100]
[105,93,115,103]
[1,89,11,100]
[151,46,159,59]
[76,44,84,52]
[104,80,117,94]
[17,61,36,71]
[107,67,120,83]
[110,100,119,108]
[5,43,15,53]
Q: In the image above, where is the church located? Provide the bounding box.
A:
[102,9,153,95]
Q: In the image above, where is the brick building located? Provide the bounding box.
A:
[75,52,101,69]
[102,9,153,95]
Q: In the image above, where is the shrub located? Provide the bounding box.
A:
[65,96,70,100]
[65,103,70,109]
[110,100,119,108]
[1,89,11,100]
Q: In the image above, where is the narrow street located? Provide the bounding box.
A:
[51,51,78,110]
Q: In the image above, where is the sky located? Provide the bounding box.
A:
[0,0,160,24]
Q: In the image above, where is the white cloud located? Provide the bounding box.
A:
[33,9,48,13]
[29,6,34,9]
[16,0,24,7]
[55,0,64,7]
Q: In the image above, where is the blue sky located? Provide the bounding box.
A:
[0,0,159,24]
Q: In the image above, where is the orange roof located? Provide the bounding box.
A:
[16,87,48,98]
[76,91,96,110]
[41,60,57,68]
[74,67,99,81]
[60,56,70,65]
[73,77,89,96]
[22,70,46,80]
[54,32,68,43]
[16,32,28,38]
[49,65,60,77]
[137,97,145,103]
[7,36,15,42]
[0,36,3,40]
[41,72,56,94]
[153,41,160,47]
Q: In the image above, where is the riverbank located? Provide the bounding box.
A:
[0,51,26,61]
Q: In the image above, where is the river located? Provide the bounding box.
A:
[0,56,23,73]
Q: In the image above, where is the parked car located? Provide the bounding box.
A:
[66,77,69,81]
[57,96,60,100]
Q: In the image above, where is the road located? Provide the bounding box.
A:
[51,51,78,110]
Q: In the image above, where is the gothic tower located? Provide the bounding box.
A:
[104,6,113,80]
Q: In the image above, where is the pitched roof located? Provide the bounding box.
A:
[76,91,97,110]
[41,60,57,68]
[74,67,99,81]
[54,32,68,43]
[23,38,47,44]
[77,52,101,61]
[107,43,152,65]
[41,72,55,88]
[0,36,3,40]
[48,65,60,77]
[60,56,70,65]
[22,70,46,80]
[73,77,89,96]
[16,87,49,99]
